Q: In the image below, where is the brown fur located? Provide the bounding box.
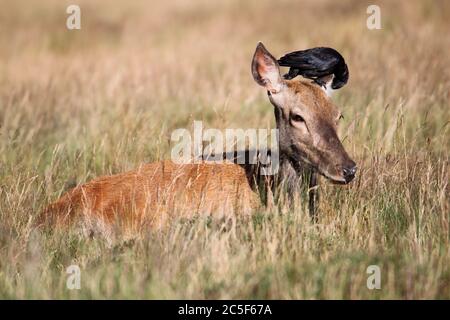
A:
[41,161,260,229]
[286,79,340,122]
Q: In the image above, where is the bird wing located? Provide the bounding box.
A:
[278,47,342,73]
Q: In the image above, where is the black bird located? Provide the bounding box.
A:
[278,47,349,90]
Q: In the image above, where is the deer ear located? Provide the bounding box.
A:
[320,74,335,97]
[251,42,283,94]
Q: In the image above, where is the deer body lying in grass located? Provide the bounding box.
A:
[41,42,356,229]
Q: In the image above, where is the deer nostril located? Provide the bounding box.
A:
[342,165,357,182]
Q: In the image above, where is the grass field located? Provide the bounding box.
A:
[0,0,449,299]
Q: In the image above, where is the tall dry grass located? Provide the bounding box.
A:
[0,0,448,298]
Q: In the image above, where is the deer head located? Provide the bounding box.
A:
[252,42,357,184]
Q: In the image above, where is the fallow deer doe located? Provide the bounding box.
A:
[41,42,356,230]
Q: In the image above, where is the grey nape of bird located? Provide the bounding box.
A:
[278,47,349,90]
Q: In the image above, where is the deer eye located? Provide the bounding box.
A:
[291,114,305,123]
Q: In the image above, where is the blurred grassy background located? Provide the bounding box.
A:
[0,0,448,298]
